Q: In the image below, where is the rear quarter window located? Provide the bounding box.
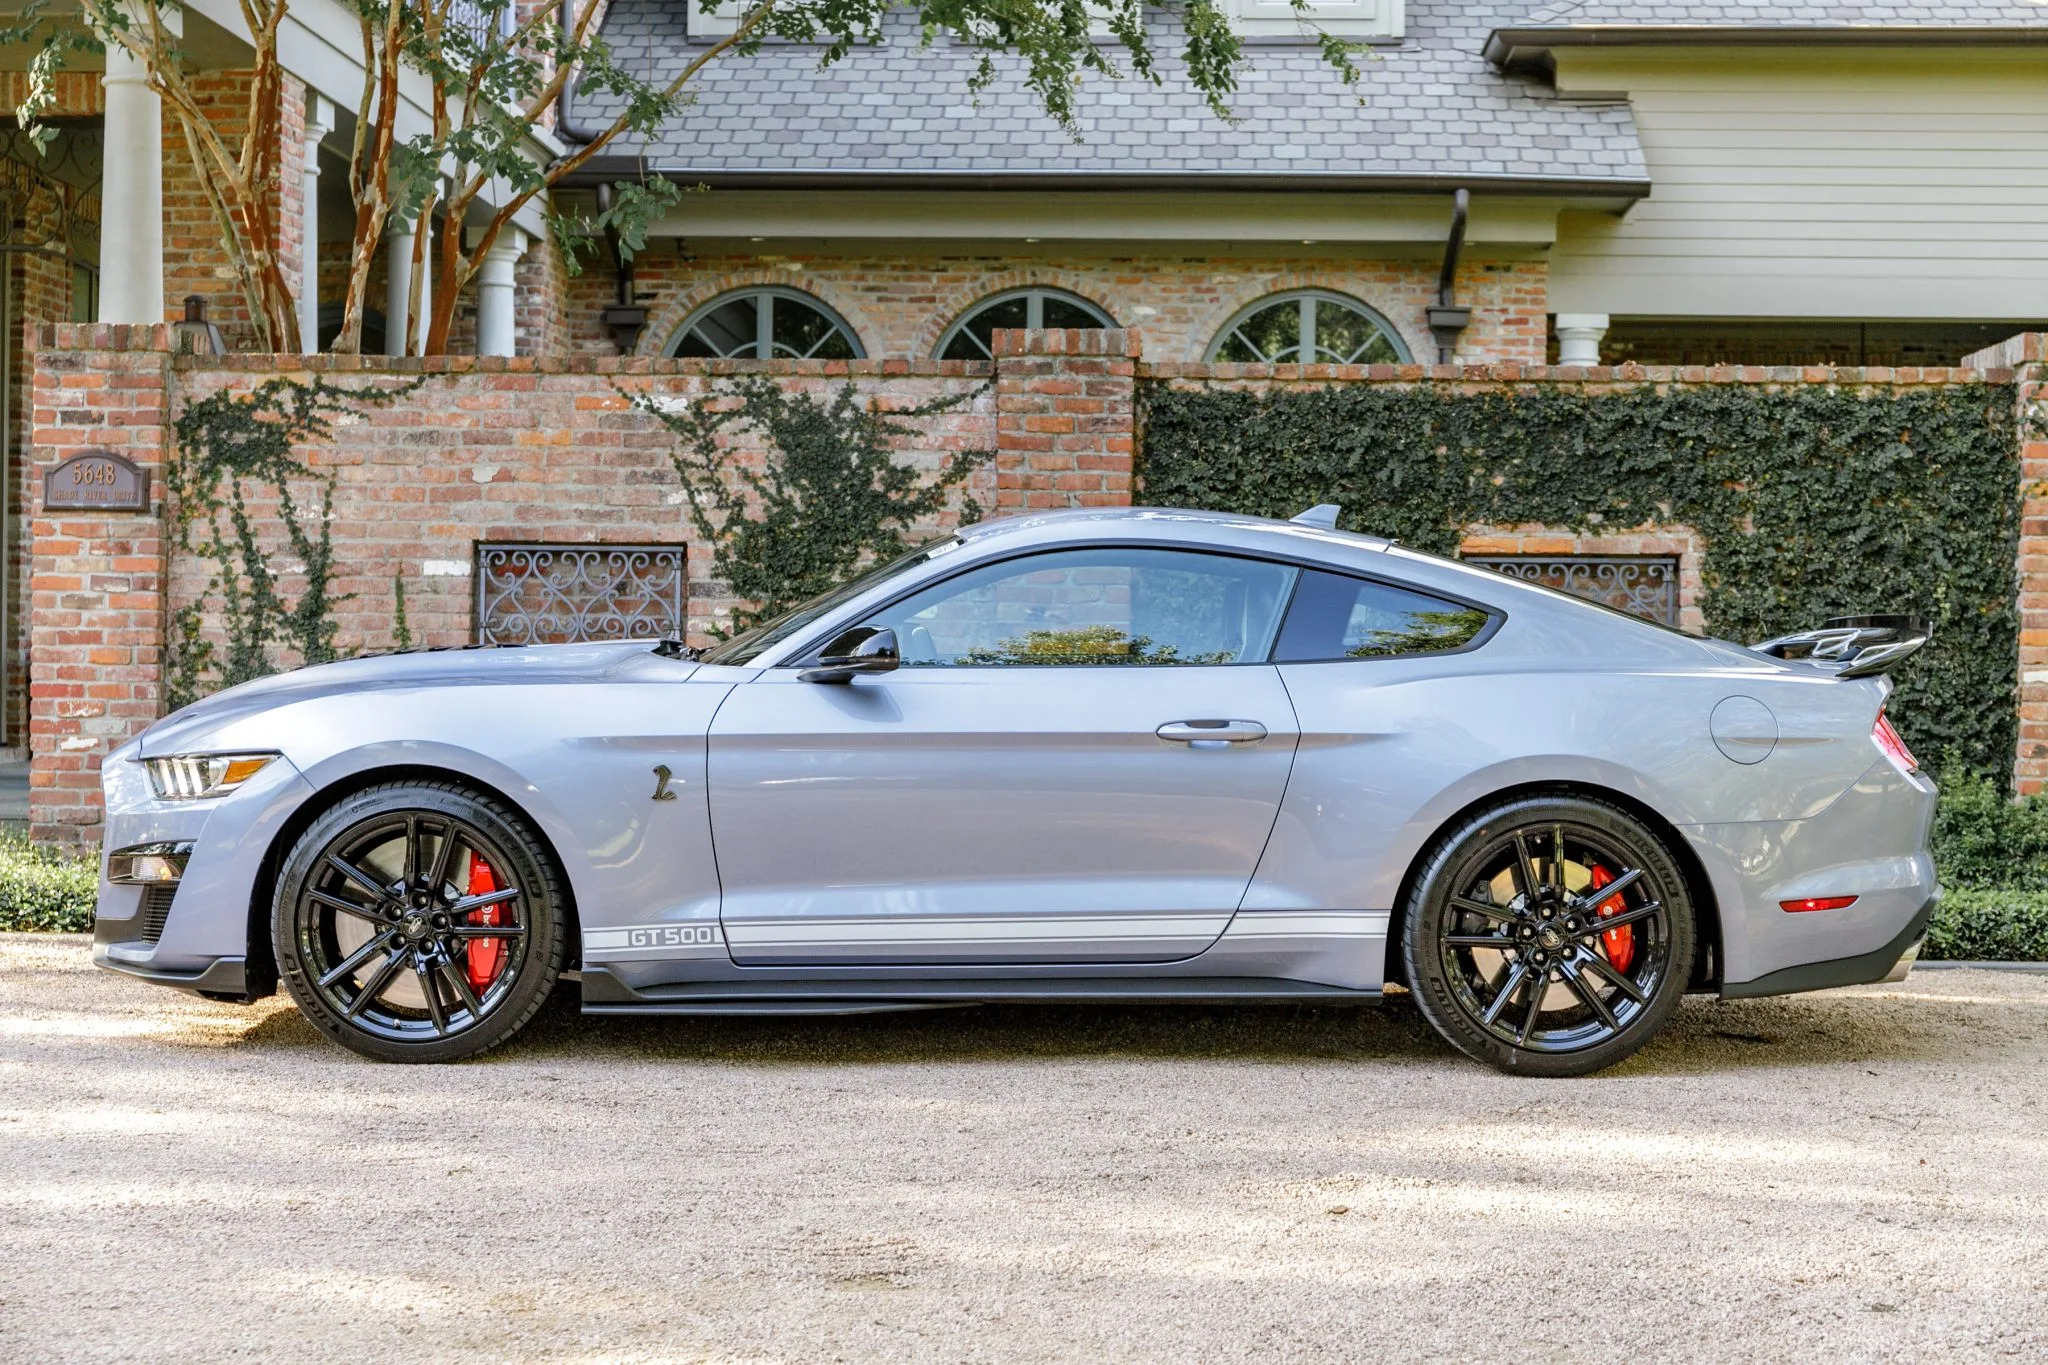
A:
[1273,570,1494,662]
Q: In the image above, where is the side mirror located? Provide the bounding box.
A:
[799,626,900,684]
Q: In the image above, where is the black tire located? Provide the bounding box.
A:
[1401,795,1694,1077]
[273,781,566,1063]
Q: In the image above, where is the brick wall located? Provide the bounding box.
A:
[567,249,1551,367]
[25,327,2045,843]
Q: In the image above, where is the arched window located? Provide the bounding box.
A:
[1206,290,1410,365]
[934,288,1115,361]
[667,287,864,360]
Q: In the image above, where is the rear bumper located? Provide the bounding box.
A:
[1721,890,1937,999]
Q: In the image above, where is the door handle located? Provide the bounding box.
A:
[1157,719,1269,748]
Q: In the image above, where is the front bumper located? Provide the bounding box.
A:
[91,744,316,998]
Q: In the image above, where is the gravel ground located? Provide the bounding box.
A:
[3,933,2046,1363]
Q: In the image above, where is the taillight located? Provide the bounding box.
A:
[1873,709,1917,775]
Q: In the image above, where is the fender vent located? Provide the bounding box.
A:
[140,886,177,943]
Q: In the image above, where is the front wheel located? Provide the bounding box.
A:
[273,782,566,1063]
[1401,795,1695,1077]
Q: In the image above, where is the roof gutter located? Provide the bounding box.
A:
[552,162,1654,199]
[1485,23,2048,68]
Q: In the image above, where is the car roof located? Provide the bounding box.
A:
[957,505,1395,555]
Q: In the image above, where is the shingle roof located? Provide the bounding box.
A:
[575,0,1649,189]
[1520,0,2046,23]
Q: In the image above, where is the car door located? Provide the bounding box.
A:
[708,545,1303,965]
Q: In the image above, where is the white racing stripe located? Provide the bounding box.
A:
[1219,911,1392,940]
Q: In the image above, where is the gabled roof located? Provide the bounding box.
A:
[571,0,1650,194]
[1487,0,2048,65]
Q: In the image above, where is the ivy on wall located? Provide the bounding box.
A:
[165,376,422,708]
[1138,382,2020,782]
[632,378,991,635]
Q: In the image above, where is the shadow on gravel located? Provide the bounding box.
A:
[200,975,2037,1074]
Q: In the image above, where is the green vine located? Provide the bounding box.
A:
[1138,381,2020,783]
[632,377,992,635]
[166,376,423,708]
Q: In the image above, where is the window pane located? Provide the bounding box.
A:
[677,297,759,358]
[770,297,857,359]
[1041,296,1107,329]
[941,296,1028,361]
[1314,299,1401,364]
[1273,571,1491,661]
[1213,301,1301,364]
[870,548,1297,667]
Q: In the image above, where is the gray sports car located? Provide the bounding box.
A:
[92,506,1939,1075]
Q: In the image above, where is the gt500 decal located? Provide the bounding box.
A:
[583,923,725,960]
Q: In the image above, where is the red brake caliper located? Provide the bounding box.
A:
[464,851,506,992]
[1588,863,1636,973]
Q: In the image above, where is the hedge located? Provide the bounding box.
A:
[1139,381,2020,784]
[0,832,97,933]
[1924,889,2048,962]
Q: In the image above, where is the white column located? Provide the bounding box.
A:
[298,95,335,354]
[385,216,430,356]
[98,37,165,323]
[1555,313,1611,366]
[475,231,525,357]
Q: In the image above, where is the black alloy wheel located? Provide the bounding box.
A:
[1402,795,1694,1077]
[274,782,565,1062]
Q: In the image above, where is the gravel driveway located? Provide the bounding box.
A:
[3,933,2045,1362]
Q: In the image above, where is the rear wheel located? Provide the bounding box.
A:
[273,782,565,1063]
[1401,795,1694,1077]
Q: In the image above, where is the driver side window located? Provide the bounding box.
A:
[866,547,1298,667]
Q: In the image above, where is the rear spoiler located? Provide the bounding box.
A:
[1751,614,1930,680]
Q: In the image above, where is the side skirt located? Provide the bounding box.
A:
[580,968,1383,1016]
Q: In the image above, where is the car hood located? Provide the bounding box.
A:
[138,642,689,756]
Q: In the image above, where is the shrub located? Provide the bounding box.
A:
[0,832,98,933]
[1930,768,2048,890]
[1923,888,2048,962]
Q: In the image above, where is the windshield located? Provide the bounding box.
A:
[699,537,960,666]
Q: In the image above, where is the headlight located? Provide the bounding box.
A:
[143,753,278,801]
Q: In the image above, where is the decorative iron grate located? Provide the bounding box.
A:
[1463,554,1680,626]
[475,543,686,646]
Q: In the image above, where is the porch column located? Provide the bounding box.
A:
[98,34,164,323]
[384,215,430,356]
[1555,313,1610,366]
[298,95,335,353]
[475,231,525,356]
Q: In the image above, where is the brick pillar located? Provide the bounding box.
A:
[990,327,1139,511]
[1961,333,2048,793]
[28,324,173,845]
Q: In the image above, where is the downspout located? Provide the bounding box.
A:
[557,0,648,352]
[1425,188,1471,364]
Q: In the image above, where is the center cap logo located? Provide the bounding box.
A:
[402,912,429,940]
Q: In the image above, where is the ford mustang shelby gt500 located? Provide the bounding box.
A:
[91,506,1938,1075]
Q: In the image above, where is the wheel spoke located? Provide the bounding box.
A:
[1560,960,1620,1032]
[402,816,420,891]
[308,887,386,924]
[318,931,396,989]
[437,956,485,1017]
[446,923,524,940]
[413,953,449,1035]
[1552,823,1566,889]
[1576,900,1662,937]
[450,887,520,917]
[1481,961,1530,1027]
[1580,952,1650,1004]
[1451,896,1519,926]
[1573,866,1644,910]
[345,945,409,1020]
[325,854,392,900]
[1516,969,1548,1044]
[1446,934,1513,949]
[426,821,461,899]
[1512,832,1542,902]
